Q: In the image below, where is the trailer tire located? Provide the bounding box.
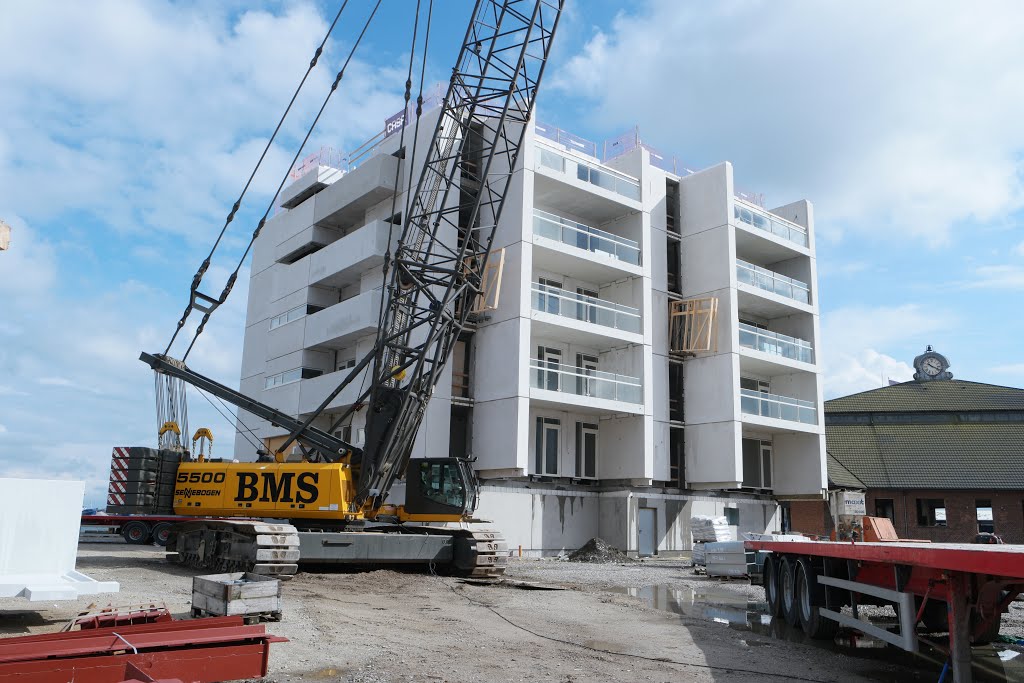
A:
[918,599,948,632]
[151,522,174,547]
[121,520,152,545]
[971,609,1002,645]
[796,558,838,640]
[764,555,783,617]
[780,556,800,627]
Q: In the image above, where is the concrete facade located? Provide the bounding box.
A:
[234,111,826,556]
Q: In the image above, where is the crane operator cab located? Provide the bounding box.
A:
[403,458,480,518]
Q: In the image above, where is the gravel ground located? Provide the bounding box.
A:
[0,546,1021,683]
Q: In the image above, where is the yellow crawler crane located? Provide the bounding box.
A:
[129,0,564,578]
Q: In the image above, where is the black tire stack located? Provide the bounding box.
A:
[106,447,182,515]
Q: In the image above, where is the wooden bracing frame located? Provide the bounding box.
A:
[470,248,505,313]
[669,297,718,354]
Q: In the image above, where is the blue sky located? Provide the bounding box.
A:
[2,0,1023,504]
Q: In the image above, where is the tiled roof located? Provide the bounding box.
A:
[824,380,1024,414]
[826,452,866,489]
[825,423,1024,490]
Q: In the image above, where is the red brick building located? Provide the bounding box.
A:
[822,349,1024,544]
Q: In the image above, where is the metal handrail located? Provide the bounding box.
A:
[740,388,817,424]
[734,198,808,248]
[738,323,814,363]
[532,210,641,265]
[736,259,810,303]
[531,282,641,333]
[529,360,643,404]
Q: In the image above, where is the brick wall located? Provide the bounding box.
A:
[867,489,1024,544]
[788,500,831,537]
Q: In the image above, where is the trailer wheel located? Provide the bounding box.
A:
[918,599,948,632]
[780,556,800,627]
[121,520,152,545]
[151,522,174,547]
[796,558,838,640]
[971,609,1002,645]
[764,555,783,617]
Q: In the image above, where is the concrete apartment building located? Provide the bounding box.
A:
[234,106,827,556]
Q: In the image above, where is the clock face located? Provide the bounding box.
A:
[922,357,944,376]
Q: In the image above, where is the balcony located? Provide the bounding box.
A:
[304,290,382,350]
[734,200,808,248]
[531,283,641,333]
[736,260,810,305]
[533,209,640,268]
[738,323,814,364]
[535,143,641,202]
[308,219,393,288]
[530,360,642,405]
[740,389,817,425]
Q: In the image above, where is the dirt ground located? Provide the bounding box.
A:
[1,544,1022,683]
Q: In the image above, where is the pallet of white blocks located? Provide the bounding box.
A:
[0,478,119,601]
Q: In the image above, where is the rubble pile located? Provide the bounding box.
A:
[568,537,635,563]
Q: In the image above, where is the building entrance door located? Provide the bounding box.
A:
[638,507,657,557]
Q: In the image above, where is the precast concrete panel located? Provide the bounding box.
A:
[0,479,118,601]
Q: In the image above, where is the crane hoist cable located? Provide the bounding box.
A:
[277,0,434,456]
[162,0,381,361]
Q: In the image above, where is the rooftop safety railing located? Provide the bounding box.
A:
[740,388,817,425]
[530,360,643,404]
[535,141,641,201]
[736,259,810,304]
[533,209,641,266]
[738,323,814,364]
[734,199,808,248]
[531,282,641,333]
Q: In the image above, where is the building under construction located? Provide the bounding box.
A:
[233,106,827,556]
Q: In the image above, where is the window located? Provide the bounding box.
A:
[264,367,322,389]
[724,507,739,526]
[665,179,680,235]
[537,278,562,314]
[976,499,994,534]
[336,356,356,373]
[535,417,560,475]
[269,305,306,330]
[575,422,598,479]
[740,376,769,393]
[538,346,561,392]
[875,498,895,522]
[741,438,772,489]
[576,353,599,397]
[576,287,599,324]
[916,498,946,527]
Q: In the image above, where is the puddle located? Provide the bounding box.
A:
[608,583,1024,682]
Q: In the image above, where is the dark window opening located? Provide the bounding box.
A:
[668,427,684,488]
[666,235,682,295]
[574,422,598,479]
[534,417,560,476]
[449,405,471,459]
[741,438,772,489]
[874,498,895,522]
[724,507,739,526]
[668,362,684,422]
[665,179,680,235]
[916,498,946,527]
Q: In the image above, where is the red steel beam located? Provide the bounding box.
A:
[0,617,286,683]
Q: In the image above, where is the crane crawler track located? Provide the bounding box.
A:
[166,520,300,577]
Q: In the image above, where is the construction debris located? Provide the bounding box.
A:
[568,537,635,564]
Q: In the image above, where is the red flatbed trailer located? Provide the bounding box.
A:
[745,539,1024,683]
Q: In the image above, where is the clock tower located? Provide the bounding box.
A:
[913,345,952,382]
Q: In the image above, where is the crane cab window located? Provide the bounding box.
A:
[417,462,466,509]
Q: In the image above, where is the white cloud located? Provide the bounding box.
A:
[820,304,950,397]
[553,0,1024,245]
[1014,241,1024,257]
[990,363,1024,376]
[0,425,7,434]
[966,264,1024,290]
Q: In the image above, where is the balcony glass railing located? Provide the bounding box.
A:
[530,360,642,404]
[740,389,817,424]
[734,201,808,248]
[535,143,641,201]
[736,260,810,304]
[533,209,640,266]
[531,283,641,333]
[738,323,814,364]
